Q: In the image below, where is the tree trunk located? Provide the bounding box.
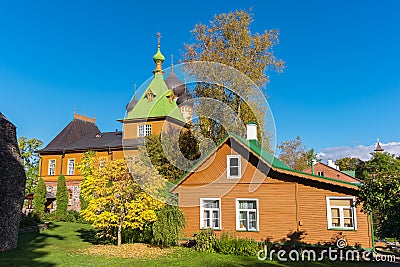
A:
[117,221,123,246]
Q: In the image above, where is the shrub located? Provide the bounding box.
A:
[152,205,186,247]
[55,175,69,219]
[214,232,262,256]
[192,229,217,252]
[19,212,42,227]
[33,178,46,216]
[42,210,87,223]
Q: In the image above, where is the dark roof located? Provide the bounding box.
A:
[39,119,100,153]
[374,142,384,152]
[126,94,138,113]
[64,131,123,151]
[164,67,186,96]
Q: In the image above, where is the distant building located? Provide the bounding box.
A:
[302,162,360,184]
[38,37,189,210]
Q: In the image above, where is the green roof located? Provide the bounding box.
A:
[153,47,165,62]
[126,73,185,122]
[171,133,359,189]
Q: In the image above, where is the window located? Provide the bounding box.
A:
[67,159,75,175]
[68,189,73,206]
[138,124,152,137]
[48,159,56,176]
[227,155,241,178]
[326,196,357,230]
[47,186,52,192]
[236,199,258,231]
[200,198,221,230]
[317,171,324,176]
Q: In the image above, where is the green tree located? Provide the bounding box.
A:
[18,137,43,194]
[358,152,400,239]
[56,175,69,219]
[145,131,200,183]
[78,151,97,211]
[152,204,186,247]
[335,157,365,178]
[33,177,46,216]
[184,10,284,144]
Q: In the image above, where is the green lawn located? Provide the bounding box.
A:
[0,222,393,267]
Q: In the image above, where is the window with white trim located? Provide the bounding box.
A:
[236,199,258,231]
[67,159,75,175]
[317,171,324,176]
[227,155,241,178]
[200,198,221,230]
[326,196,357,230]
[138,124,152,137]
[48,159,56,176]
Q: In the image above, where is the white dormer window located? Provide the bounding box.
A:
[227,155,241,178]
[138,124,152,137]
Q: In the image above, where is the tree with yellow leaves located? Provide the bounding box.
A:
[78,152,165,246]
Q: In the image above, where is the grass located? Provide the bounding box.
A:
[0,222,394,266]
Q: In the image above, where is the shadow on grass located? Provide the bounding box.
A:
[76,228,101,245]
[0,223,64,267]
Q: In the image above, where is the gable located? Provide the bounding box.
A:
[172,136,359,194]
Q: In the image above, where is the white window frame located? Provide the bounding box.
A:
[48,159,56,176]
[227,155,241,178]
[138,124,152,137]
[67,158,75,175]
[200,198,221,230]
[236,198,259,231]
[317,171,324,176]
[326,196,357,230]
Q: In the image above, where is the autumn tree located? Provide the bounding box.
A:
[152,204,186,247]
[358,152,400,239]
[184,10,284,144]
[18,137,43,194]
[278,136,318,170]
[78,154,165,246]
[33,177,46,216]
[55,174,69,219]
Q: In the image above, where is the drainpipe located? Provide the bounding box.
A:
[370,212,375,252]
[311,159,315,175]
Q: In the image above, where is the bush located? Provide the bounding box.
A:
[56,175,69,219]
[33,178,46,216]
[192,229,217,252]
[42,210,87,223]
[19,212,42,227]
[217,234,262,256]
[152,205,186,247]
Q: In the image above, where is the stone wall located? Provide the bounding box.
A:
[0,112,26,251]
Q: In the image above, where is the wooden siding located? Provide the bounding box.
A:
[177,142,372,248]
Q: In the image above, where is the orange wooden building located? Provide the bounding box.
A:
[171,124,373,249]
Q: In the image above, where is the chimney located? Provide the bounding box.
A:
[246,122,257,141]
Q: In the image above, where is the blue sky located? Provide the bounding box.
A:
[1,1,399,160]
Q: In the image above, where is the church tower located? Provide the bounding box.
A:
[121,34,185,144]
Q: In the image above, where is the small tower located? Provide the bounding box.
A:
[374,139,384,154]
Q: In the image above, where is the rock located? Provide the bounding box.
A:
[0,112,26,251]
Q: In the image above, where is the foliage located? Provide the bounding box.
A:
[152,205,186,247]
[144,132,200,183]
[18,137,43,194]
[42,210,87,223]
[33,177,46,216]
[55,175,69,219]
[78,154,165,246]
[358,152,400,239]
[335,157,366,178]
[184,10,284,145]
[278,136,318,170]
[78,151,96,211]
[192,229,217,252]
[19,212,42,227]
[215,232,262,256]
